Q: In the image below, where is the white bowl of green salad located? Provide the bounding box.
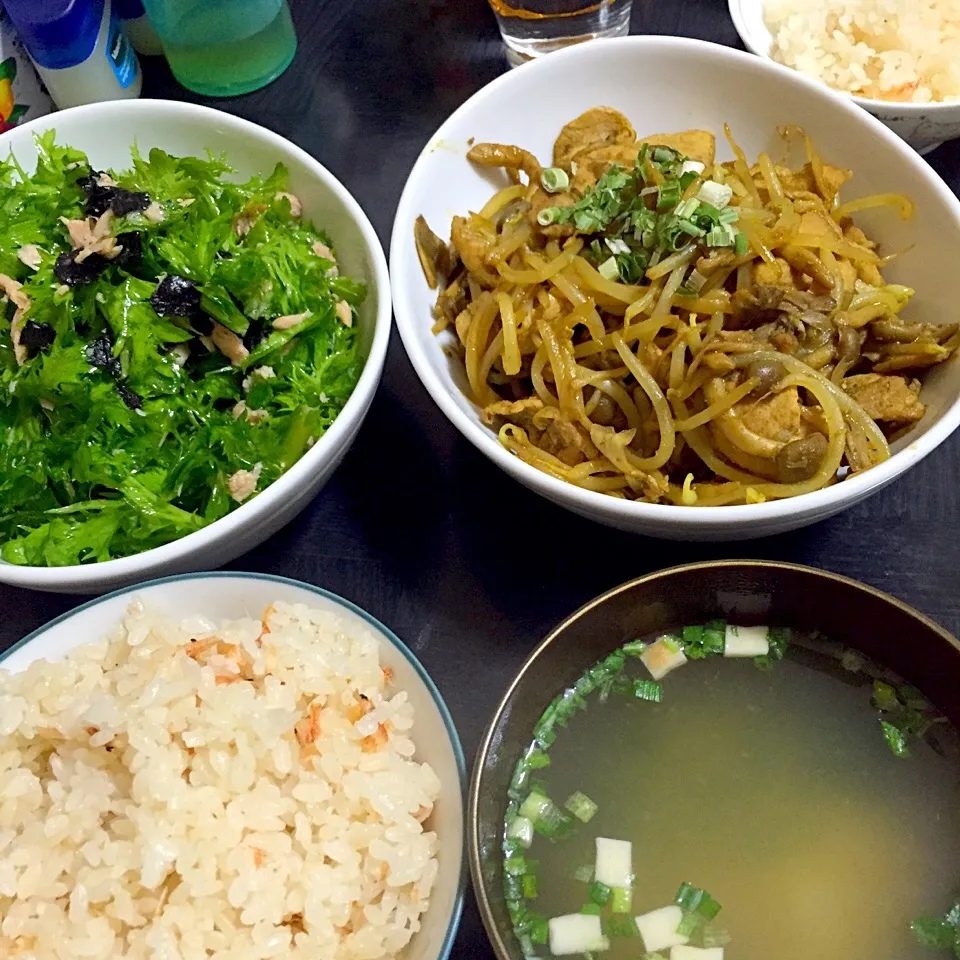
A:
[0,99,390,593]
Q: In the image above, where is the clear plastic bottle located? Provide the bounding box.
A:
[1,0,142,110]
[139,0,296,97]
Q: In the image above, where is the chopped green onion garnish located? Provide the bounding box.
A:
[589,881,612,906]
[660,634,683,655]
[622,639,647,657]
[541,167,570,193]
[653,147,675,163]
[598,256,620,281]
[565,791,599,823]
[633,679,663,702]
[911,916,956,949]
[507,816,534,848]
[657,181,682,211]
[767,626,789,659]
[697,179,734,209]
[679,170,698,190]
[706,225,736,248]
[677,219,703,238]
[581,902,603,916]
[603,650,626,673]
[718,207,739,224]
[697,201,721,222]
[881,719,910,758]
[611,886,633,913]
[734,231,748,255]
[523,873,538,898]
[534,727,556,748]
[505,856,528,875]
[503,838,524,859]
[873,679,900,711]
[537,207,559,227]
[676,912,705,938]
[527,749,551,769]
[675,197,700,219]
[509,757,531,799]
[519,790,552,822]
[527,797,573,839]
[675,882,722,920]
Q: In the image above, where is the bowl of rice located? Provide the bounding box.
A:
[0,572,466,960]
[729,0,960,152]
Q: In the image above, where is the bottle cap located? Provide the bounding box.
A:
[1,0,104,71]
[113,0,145,18]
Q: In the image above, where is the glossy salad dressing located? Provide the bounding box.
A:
[529,655,960,960]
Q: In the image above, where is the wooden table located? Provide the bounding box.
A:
[3,1,959,955]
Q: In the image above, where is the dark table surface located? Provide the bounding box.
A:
[4,0,960,956]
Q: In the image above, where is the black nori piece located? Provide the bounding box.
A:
[20,320,55,358]
[115,382,143,410]
[54,250,110,286]
[151,275,201,317]
[243,318,267,351]
[86,331,143,410]
[78,172,151,219]
[108,190,151,217]
[114,232,144,272]
[87,333,123,380]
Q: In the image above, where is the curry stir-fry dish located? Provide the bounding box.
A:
[415,108,959,506]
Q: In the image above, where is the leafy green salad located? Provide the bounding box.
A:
[0,133,364,566]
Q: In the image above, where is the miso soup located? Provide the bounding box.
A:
[501,623,960,960]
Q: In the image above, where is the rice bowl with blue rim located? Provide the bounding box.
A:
[0,572,466,960]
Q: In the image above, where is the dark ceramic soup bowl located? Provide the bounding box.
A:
[468,560,960,960]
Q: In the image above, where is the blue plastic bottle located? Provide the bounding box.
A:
[1,0,142,109]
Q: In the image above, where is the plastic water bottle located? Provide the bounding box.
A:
[139,0,296,97]
[1,0,142,110]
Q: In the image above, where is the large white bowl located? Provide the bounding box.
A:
[1,572,466,960]
[391,36,960,541]
[729,0,960,153]
[0,100,391,593]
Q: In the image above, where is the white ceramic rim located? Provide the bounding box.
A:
[0,100,392,590]
[391,35,960,532]
[727,0,956,116]
[0,570,468,960]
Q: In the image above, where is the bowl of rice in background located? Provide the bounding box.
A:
[729,0,960,153]
[0,572,466,960]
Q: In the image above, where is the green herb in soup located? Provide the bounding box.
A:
[502,622,960,960]
[0,133,364,566]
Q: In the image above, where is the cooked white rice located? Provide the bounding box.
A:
[764,0,960,103]
[0,600,441,959]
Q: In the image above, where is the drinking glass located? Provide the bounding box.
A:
[139,0,297,97]
[488,0,632,65]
